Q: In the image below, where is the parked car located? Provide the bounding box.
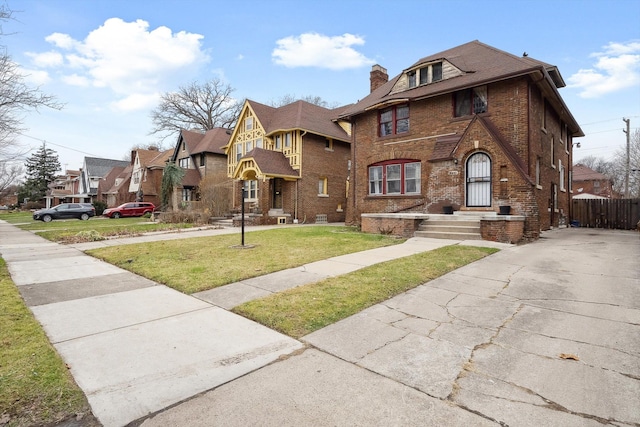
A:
[33,203,96,222]
[103,202,156,218]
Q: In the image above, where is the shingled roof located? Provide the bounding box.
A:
[192,128,230,155]
[241,148,299,178]
[338,40,582,137]
[573,164,612,182]
[247,99,350,142]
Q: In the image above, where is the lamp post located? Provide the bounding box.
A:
[240,179,245,247]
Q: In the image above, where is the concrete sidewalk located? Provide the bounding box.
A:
[0,221,507,426]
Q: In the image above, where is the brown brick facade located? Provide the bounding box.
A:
[347,76,573,240]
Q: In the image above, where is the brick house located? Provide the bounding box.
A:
[128,148,173,207]
[338,40,583,242]
[78,157,130,203]
[101,164,133,207]
[169,128,231,208]
[45,169,81,207]
[224,99,351,225]
[572,164,618,199]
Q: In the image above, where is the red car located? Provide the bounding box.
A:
[103,202,156,218]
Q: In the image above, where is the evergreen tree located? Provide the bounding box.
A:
[22,143,60,201]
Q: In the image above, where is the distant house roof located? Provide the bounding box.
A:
[572,164,611,182]
[100,166,126,195]
[84,157,129,178]
[192,128,230,155]
[573,192,607,199]
[246,99,351,142]
[338,40,583,138]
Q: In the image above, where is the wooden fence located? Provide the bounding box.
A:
[572,198,640,230]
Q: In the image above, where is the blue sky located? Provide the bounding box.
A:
[5,0,640,171]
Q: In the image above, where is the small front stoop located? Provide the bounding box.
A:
[414,213,487,240]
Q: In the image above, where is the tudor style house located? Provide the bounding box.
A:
[224,99,351,224]
[169,127,231,208]
[78,157,130,203]
[128,148,173,206]
[339,40,583,242]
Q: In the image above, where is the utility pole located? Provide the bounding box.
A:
[623,118,630,198]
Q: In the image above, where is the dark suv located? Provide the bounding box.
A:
[103,202,156,218]
[33,203,96,222]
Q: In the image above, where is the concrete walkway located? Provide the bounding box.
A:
[1,221,638,426]
[0,221,503,427]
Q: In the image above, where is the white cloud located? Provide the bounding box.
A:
[20,68,51,85]
[25,51,64,67]
[110,92,160,112]
[272,32,375,70]
[568,40,640,98]
[28,18,209,111]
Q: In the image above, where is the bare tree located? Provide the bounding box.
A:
[149,78,243,141]
[0,161,22,193]
[269,94,338,108]
[0,5,63,186]
[198,173,233,217]
[613,128,640,197]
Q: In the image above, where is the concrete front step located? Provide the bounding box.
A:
[418,225,481,233]
[414,230,484,240]
[420,220,480,227]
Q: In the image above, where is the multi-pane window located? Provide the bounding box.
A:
[368,160,421,195]
[181,188,192,202]
[379,104,409,136]
[243,180,258,200]
[454,86,487,117]
[178,157,190,168]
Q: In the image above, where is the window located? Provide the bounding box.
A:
[569,170,573,192]
[408,71,416,88]
[542,100,548,130]
[255,138,263,149]
[275,135,282,149]
[243,180,258,200]
[368,160,421,195]
[200,154,205,167]
[285,132,291,147]
[454,86,487,117]
[181,188,192,202]
[318,177,328,195]
[379,104,409,136]
[245,117,253,131]
[235,143,242,162]
[550,136,555,167]
[325,138,333,150]
[559,160,565,191]
[432,62,443,82]
[245,140,253,153]
[178,157,190,168]
[535,156,541,188]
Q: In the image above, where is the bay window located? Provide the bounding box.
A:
[368,160,421,195]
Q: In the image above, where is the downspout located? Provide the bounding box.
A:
[296,131,307,222]
[351,119,357,224]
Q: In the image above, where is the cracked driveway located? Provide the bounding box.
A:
[141,229,639,426]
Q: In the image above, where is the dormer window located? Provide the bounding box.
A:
[409,62,444,88]
[408,71,417,88]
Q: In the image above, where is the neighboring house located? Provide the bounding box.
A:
[338,40,584,241]
[100,165,131,207]
[572,164,618,199]
[44,169,81,207]
[0,185,19,207]
[224,99,352,224]
[128,148,173,207]
[78,157,130,203]
[169,128,231,206]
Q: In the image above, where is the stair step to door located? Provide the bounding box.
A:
[414,230,484,240]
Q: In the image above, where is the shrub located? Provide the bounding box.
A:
[93,200,107,215]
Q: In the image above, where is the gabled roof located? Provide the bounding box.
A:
[339,40,583,137]
[100,166,127,195]
[192,128,231,155]
[573,164,611,181]
[181,169,202,187]
[242,148,300,178]
[84,157,130,178]
[246,99,351,142]
[148,149,173,168]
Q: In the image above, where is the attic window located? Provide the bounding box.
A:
[245,117,253,131]
[408,61,444,88]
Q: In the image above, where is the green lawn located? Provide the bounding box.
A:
[0,258,93,427]
[87,226,405,294]
[234,245,498,338]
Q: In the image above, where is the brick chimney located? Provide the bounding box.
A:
[370,64,388,93]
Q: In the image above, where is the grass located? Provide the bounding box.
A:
[0,258,92,427]
[0,211,196,243]
[87,226,405,294]
[233,245,498,338]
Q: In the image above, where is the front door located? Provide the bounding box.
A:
[272,178,283,209]
[466,152,492,207]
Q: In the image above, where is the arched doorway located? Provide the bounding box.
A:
[466,152,491,207]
